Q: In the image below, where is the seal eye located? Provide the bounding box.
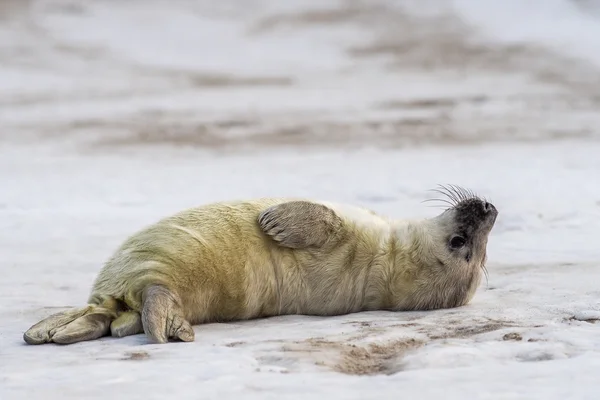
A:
[449,236,466,249]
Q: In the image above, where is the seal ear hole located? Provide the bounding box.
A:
[449,235,466,249]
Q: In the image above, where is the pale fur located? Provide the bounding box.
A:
[23,197,494,345]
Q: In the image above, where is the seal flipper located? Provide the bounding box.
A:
[110,310,143,338]
[51,310,114,344]
[23,299,119,345]
[141,285,195,344]
[258,201,343,249]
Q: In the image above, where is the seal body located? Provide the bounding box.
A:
[23,189,498,345]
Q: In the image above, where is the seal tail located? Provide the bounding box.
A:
[23,296,121,345]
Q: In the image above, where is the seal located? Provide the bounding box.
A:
[23,185,498,345]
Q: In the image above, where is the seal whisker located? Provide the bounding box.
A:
[450,184,470,202]
[440,184,461,205]
[450,184,469,203]
[450,184,486,204]
[449,185,465,202]
[468,188,477,200]
[432,185,459,207]
[422,202,454,209]
[422,198,456,208]
[481,263,490,288]
[424,205,452,210]
[427,187,451,201]
[445,184,461,202]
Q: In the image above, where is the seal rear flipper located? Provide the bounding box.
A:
[110,310,143,338]
[257,201,343,249]
[51,310,114,344]
[23,302,119,345]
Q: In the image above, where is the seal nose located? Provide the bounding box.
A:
[483,201,496,214]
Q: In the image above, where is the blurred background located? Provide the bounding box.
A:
[2,0,600,150]
[3,1,600,397]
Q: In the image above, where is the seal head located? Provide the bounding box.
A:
[396,185,498,310]
[439,191,498,265]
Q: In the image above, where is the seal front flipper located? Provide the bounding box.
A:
[141,285,195,344]
[258,200,343,249]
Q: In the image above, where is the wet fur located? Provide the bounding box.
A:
[23,190,497,345]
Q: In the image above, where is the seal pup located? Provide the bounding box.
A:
[23,185,498,345]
